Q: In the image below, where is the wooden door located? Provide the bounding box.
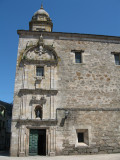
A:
[29,130,38,156]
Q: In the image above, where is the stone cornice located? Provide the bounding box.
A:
[18,88,58,96]
[17,30,120,44]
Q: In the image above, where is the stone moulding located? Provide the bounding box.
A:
[21,59,58,66]
[55,107,120,121]
[26,126,50,129]
[56,108,120,111]
[18,88,58,96]
[56,108,120,126]
[12,119,57,126]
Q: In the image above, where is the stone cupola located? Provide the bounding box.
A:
[29,4,53,32]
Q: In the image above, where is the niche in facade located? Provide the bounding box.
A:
[35,106,42,119]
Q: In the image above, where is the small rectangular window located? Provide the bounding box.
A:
[78,133,84,143]
[75,52,82,63]
[36,67,44,76]
[76,129,89,147]
[114,54,120,65]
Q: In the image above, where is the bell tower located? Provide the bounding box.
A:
[29,4,53,32]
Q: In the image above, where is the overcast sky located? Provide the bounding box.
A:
[0,0,120,103]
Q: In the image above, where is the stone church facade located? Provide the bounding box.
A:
[10,5,120,156]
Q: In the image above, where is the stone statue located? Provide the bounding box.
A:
[36,107,42,119]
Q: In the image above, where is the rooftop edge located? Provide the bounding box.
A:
[17,30,120,43]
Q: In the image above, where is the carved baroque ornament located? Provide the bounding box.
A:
[31,96,47,105]
[18,34,58,66]
[35,35,46,56]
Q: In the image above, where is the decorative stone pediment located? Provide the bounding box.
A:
[30,96,47,105]
[18,35,58,66]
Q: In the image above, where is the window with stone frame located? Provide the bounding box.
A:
[114,54,120,65]
[75,52,82,63]
[36,66,44,76]
[72,50,84,63]
[76,129,89,146]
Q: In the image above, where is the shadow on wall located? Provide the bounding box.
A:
[0,101,13,153]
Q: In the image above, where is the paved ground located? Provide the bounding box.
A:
[0,153,120,160]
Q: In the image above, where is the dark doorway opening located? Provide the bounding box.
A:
[78,132,84,142]
[38,129,46,155]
